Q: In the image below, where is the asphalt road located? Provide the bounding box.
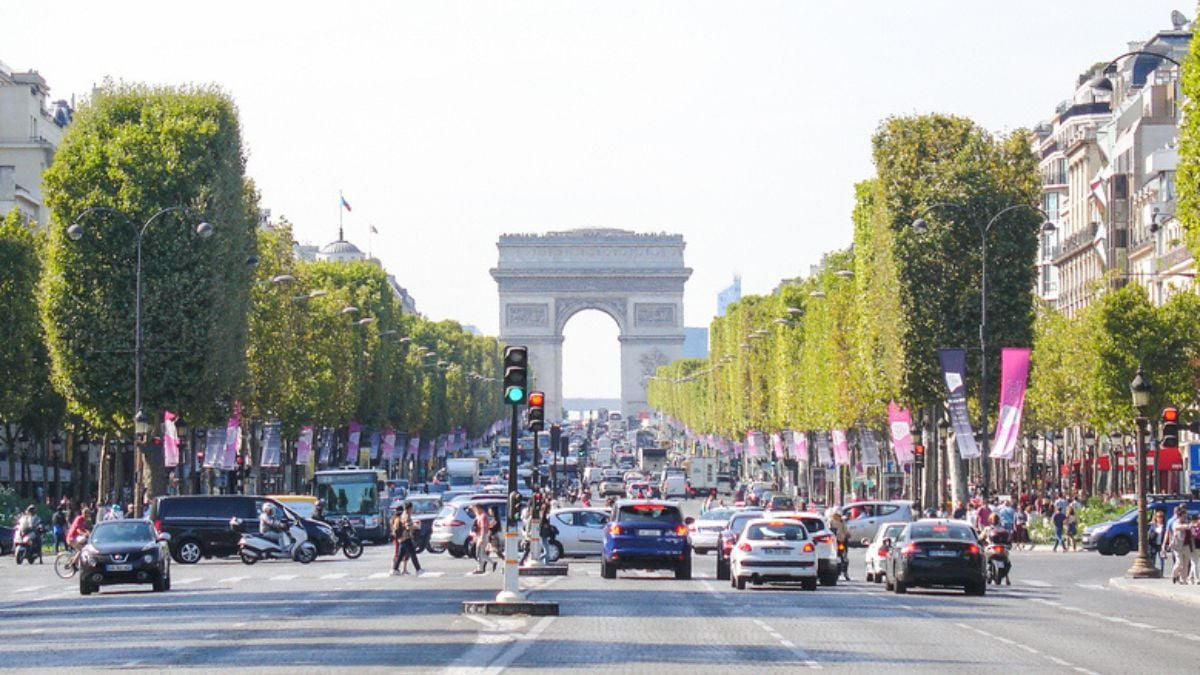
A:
[0,513,1197,673]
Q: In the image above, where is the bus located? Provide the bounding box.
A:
[312,467,388,543]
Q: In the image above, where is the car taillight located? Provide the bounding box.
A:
[837,542,846,552]
[154,520,162,533]
[802,543,814,553]
[966,544,980,556]
[902,543,920,556]
[992,545,1005,554]
[814,534,832,544]
[608,524,622,536]
[675,525,688,536]
[449,520,465,527]
[738,543,752,552]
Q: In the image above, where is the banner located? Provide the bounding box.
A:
[858,427,880,467]
[408,434,420,461]
[369,431,382,461]
[419,439,433,461]
[792,431,809,463]
[746,431,763,458]
[296,426,314,465]
[346,422,362,464]
[223,416,241,469]
[382,431,396,460]
[261,422,282,467]
[991,347,1032,460]
[815,431,832,466]
[204,428,226,469]
[939,348,980,459]
[888,402,915,464]
[770,433,784,459]
[831,429,851,466]
[162,411,180,467]
[317,428,334,465]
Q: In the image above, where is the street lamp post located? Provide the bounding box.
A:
[1126,365,1161,579]
[68,206,214,518]
[913,203,1055,496]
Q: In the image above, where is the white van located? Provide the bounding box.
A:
[661,472,689,499]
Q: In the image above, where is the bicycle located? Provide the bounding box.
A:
[54,549,82,579]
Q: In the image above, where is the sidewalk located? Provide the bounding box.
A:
[1108,575,1200,607]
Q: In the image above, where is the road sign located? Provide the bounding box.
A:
[1190,443,1200,473]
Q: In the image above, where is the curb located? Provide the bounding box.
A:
[462,600,560,616]
[1107,576,1200,607]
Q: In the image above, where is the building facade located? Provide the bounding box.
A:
[0,61,71,227]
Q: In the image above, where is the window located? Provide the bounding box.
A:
[875,504,899,516]
[554,512,577,527]
[745,522,806,541]
[579,511,608,528]
[618,504,682,524]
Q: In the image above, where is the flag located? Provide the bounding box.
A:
[346,422,362,464]
[370,224,378,234]
[1093,223,1108,266]
[261,422,282,467]
[382,431,396,460]
[831,429,851,466]
[223,415,241,469]
[296,426,314,465]
[939,348,980,459]
[340,194,352,212]
[791,431,809,463]
[162,411,180,467]
[991,348,1032,460]
[888,402,915,464]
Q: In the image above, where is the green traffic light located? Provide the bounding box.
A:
[505,386,525,403]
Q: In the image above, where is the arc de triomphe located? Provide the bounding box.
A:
[491,229,692,420]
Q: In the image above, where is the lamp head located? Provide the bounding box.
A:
[66,223,84,241]
[195,222,214,238]
[1130,364,1152,412]
[912,218,929,233]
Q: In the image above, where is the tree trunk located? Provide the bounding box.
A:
[145,442,168,509]
[3,425,14,492]
[947,432,965,511]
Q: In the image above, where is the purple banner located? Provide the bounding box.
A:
[296,426,314,465]
[939,348,980,459]
[382,431,396,460]
[261,422,282,467]
[791,431,809,463]
[162,411,180,467]
[345,422,362,464]
[204,428,226,469]
[223,416,241,469]
[831,429,850,466]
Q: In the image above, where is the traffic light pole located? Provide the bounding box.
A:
[498,402,524,602]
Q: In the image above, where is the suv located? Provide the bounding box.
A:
[1083,498,1200,555]
[772,512,840,586]
[429,498,508,558]
[602,500,692,579]
[150,495,335,564]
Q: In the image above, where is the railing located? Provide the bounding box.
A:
[1041,171,1067,186]
[1051,222,1100,262]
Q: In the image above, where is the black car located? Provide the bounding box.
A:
[79,520,171,595]
[715,509,764,580]
[885,519,987,595]
[150,495,334,564]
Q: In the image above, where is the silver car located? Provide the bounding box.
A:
[840,501,916,544]
[429,499,505,558]
[545,507,609,559]
[689,507,735,554]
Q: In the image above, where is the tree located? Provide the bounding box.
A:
[0,210,45,494]
[1178,14,1200,258]
[41,83,258,501]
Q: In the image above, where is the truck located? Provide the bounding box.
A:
[637,446,668,475]
[446,458,479,489]
[685,457,720,493]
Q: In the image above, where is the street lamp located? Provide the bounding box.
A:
[68,205,215,517]
[913,202,1055,495]
[1088,50,1181,92]
[1126,364,1160,579]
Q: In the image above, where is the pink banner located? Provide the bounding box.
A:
[408,434,420,460]
[296,426,314,465]
[346,422,362,464]
[382,431,396,460]
[792,431,809,462]
[770,433,783,458]
[162,411,180,466]
[223,415,240,469]
[888,402,915,464]
[991,347,1032,460]
[831,429,850,466]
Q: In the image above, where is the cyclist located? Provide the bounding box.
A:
[66,508,92,553]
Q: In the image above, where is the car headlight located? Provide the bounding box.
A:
[1089,524,1110,535]
[143,554,155,564]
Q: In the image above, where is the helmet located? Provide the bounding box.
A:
[261,503,274,515]
[25,505,36,514]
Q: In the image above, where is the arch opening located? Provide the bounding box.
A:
[561,309,621,415]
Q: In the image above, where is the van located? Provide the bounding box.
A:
[150,495,335,564]
[661,473,689,499]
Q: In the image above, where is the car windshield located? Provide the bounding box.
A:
[729,513,763,533]
[408,500,442,515]
[745,522,806,541]
[881,524,905,539]
[795,518,826,533]
[618,504,682,524]
[436,505,457,519]
[909,524,976,542]
[91,521,155,545]
[701,508,734,522]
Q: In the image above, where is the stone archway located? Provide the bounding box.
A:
[491,229,692,419]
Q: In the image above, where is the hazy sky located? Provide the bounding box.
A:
[6,1,1186,397]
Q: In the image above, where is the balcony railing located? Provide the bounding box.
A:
[1051,222,1100,263]
[1041,172,1067,186]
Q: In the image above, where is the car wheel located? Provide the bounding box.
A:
[163,571,171,591]
[735,576,746,590]
[802,577,818,591]
[448,544,467,559]
[80,579,94,596]
[893,579,907,594]
[820,572,838,587]
[426,540,445,554]
[875,573,884,584]
[716,558,730,581]
[546,541,564,563]
[884,574,894,591]
[601,560,616,579]
[1110,536,1132,557]
[865,572,875,583]
[152,576,166,592]
[675,556,692,580]
[966,581,986,596]
[176,539,203,565]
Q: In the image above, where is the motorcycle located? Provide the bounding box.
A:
[14,526,46,565]
[837,541,850,580]
[230,516,317,564]
[332,517,364,559]
[986,543,1012,585]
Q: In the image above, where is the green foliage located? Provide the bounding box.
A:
[0,211,43,428]
[1026,301,1093,429]
[1179,12,1200,258]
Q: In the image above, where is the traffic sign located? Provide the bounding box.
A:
[1190,443,1200,473]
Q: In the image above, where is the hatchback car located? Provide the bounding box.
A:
[429,498,506,557]
[715,509,765,580]
[79,520,171,595]
[599,472,626,497]
[885,520,986,595]
[863,522,907,583]
[1083,499,1200,555]
[546,507,609,559]
[839,500,915,544]
[689,507,735,555]
[769,512,840,586]
[730,518,818,591]
[602,500,691,579]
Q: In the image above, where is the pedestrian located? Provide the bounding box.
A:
[471,504,495,574]
[1051,507,1067,552]
[1149,510,1168,574]
[51,504,68,553]
[397,503,422,576]
[1064,506,1078,551]
[389,504,407,576]
[1188,514,1200,585]
[1166,506,1193,584]
[539,500,558,564]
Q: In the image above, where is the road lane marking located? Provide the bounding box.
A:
[1023,579,1052,587]
[320,573,347,580]
[175,577,202,585]
[755,619,820,669]
[13,586,44,594]
[368,572,390,579]
[217,576,247,584]
[269,574,298,581]
[1075,583,1105,591]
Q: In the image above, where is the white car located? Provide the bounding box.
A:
[544,507,609,559]
[863,522,906,583]
[599,471,625,497]
[689,507,735,554]
[839,501,916,544]
[771,512,841,586]
[730,517,818,591]
[429,499,505,558]
[626,481,653,499]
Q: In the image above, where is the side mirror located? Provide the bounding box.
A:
[684,517,695,526]
[157,532,172,543]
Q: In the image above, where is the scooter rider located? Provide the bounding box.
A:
[259,503,292,554]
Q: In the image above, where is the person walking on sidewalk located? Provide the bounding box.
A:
[1165,505,1193,584]
[1188,513,1200,585]
[1065,506,1079,552]
[1051,506,1067,552]
[1149,510,1168,574]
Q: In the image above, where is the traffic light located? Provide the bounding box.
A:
[527,391,545,432]
[503,346,528,404]
[1161,407,1180,450]
[549,424,562,456]
[913,445,925,468]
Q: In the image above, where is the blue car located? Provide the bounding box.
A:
[1083,499,1200,555]
[601,499,692,579]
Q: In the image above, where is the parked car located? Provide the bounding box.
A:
[601,500,692,579]
[79,520,171,595]
[839,500,916,544]
[884,520,986,595]
[1083,498,1200,555]
[545,507,609,559]
[730,517,818,591]
[149,495,334,564]
[688,507,735,555]
[863,522,907,583]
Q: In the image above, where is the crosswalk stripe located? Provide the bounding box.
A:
[175,577,202,585]
[320,573,347,580]
[368,572,390,579]
[269,574,297,581]
[217,576,247,584]
[13,586,45,594]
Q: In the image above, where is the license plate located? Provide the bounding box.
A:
[106,564,133,572]
[764,548,790,555]
[637,529,659,537]
[992,560,1006,568]
[929,550,957,557]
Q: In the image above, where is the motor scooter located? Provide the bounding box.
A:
[987,543,1012,585]
[230,517,317,564]
[14,526,45,565]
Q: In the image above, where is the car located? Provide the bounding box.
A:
[79,519,171,595]
[765,496,796,512]
[0,525,13,556]
[688,507,735,555]
[730,517,819,591]
[839,500,916,544]
[545,507,609,559]
[149,495,335,564]
[661,473,689,499]
[429,498,507,558]
[863,522,907,583]
[1083,499,1200,555]
[599,472,625,497]
[769,512,840,586]
[601,500,692,580]
[715,509,765,580]
[884,519,987,595]
[626,481,653,499]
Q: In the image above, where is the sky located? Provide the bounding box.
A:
[5,1,1188,398]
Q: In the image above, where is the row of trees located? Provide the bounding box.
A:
[0,83,505,501]
[649,113,1200,498]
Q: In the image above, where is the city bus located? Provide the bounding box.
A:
[312,467,388,543]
